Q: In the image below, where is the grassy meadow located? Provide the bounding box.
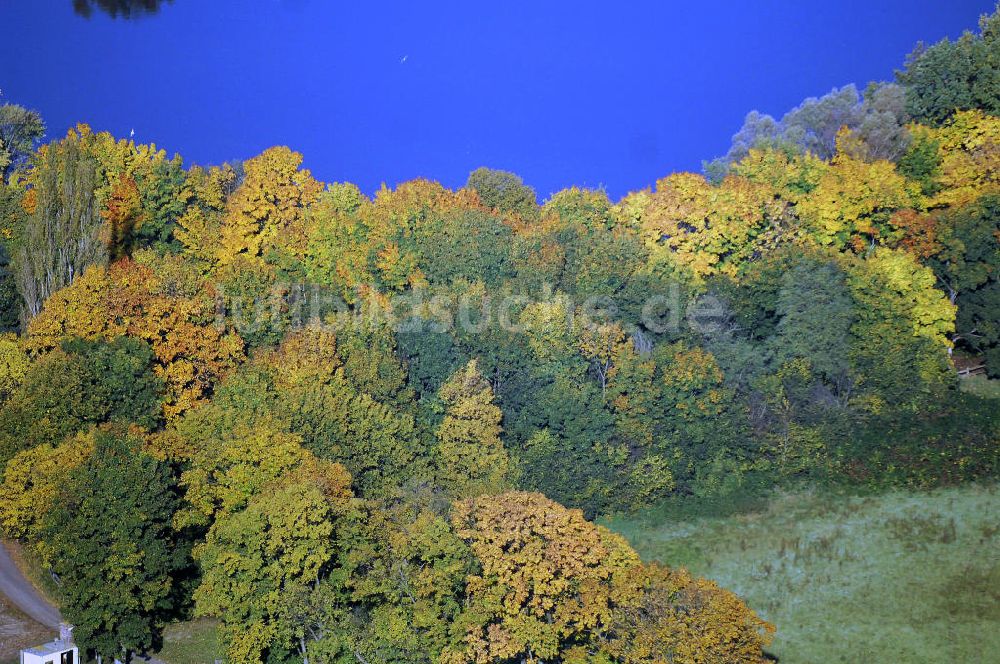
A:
[960,375,1000,400]
[158,618,222,664]
[604,483,1000,664]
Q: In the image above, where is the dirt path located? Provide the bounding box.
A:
[0,543,174,663]
[0,543,60,629]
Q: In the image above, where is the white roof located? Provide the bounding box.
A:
[23,640,74,657]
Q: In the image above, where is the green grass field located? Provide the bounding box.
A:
[158,618,222,664]
[960,374,1000,400]
[604,483,1000,664]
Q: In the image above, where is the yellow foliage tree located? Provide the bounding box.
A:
[445,491,642,664]
[627,170,797,280]
[729,148,827,199]
[797,130,919,249]
[0,333,29,402]
[369,178,481,234]
[175,163,239,268]
[844,248,956,408]
[607,564,774,664]
[850,248,956,347]
[215,146,322,266]
[913,109,1000,208]
[518,296,577,368]
[176,417,351,529]
[578,319,628,400]
[435,360,511,498]
[659,343,728,419]
[0,430,95,548]
[22,124,171,207]
[303,183,377,299]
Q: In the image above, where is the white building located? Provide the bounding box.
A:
[19,639,77,664]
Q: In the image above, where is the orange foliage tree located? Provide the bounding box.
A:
[24,260,244,418]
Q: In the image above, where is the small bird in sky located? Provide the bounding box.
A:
[400,55,408,64]
[130,128,135,138]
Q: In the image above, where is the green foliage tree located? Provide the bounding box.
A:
[334,316,412,406]
[133,153,187,250]
[397,319,462,398]
[466,167,538,219]
[15,127,106,318]
[773,260,855,395]
[411,209,516,287]
[338,502,472,662]
[927,195,1000,373]
[42,429,186,662]
[964,280,1000,377]
[706,83,911,177]
[0,104,44,183]
[515,374,616,515]
[0,243,21,332]
[193,479,350,664]
[897,129,943,196]
[0,336,163,468]
[896,5,1000,125]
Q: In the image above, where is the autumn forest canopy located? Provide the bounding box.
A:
[0,5,998,664]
